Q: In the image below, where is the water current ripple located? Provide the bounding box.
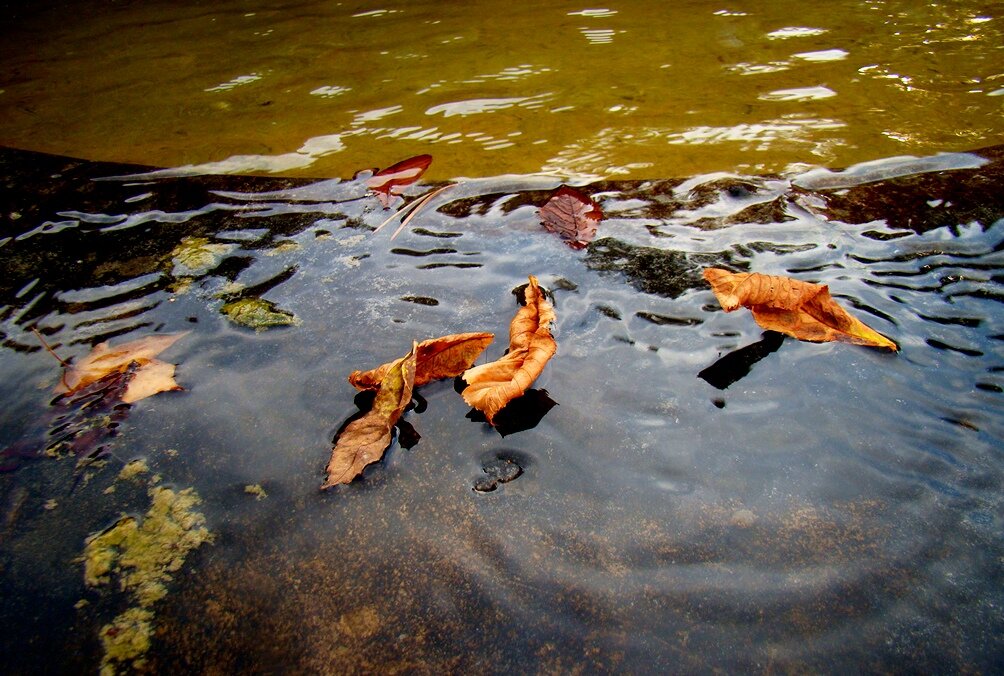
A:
[1,145,1003,672]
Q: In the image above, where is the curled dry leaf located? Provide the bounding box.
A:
[349,332,494,390]
[462,275,557,424]
[538,185,603,250]
[366,154,433,207]
[703,268,897,350]
[56,333,188,402]
[323,345,417,488]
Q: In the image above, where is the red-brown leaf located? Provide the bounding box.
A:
[366,155,433,206]
[538,186,603,250]
[348,332,494,390]
[322,346,417,488]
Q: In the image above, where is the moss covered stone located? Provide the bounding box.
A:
[169,236,235,277]
[221,297,299,330]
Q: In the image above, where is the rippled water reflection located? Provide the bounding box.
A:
[1,145,1002,671]
[1,0,1001,179]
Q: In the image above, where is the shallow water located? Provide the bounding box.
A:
[1,144,1002,672]
[1,0,1002,179]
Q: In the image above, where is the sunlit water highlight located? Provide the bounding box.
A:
[0,0,1001,180]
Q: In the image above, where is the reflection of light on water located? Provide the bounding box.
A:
[759,86,837,102]
[579,27,618,44]
[351,105,403,125]
[310,85,351,98]
[767,26,828,39]
[793,49,849,62]
[729,61,791,75]
[352,9,400,18]
[568,9,618,18]
[418,64,552,94]
[664,116,845,150]
[713,9,749,17]
[461,65,553,85]
[425,94,551,117]
[541,127,654,180]
[204,73,263,92]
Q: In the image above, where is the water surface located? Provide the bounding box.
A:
[0,145,1002,671]
[1,0,1001,179]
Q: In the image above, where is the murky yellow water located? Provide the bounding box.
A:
[1,0,1001,179]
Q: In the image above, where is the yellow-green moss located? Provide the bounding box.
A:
[169,236,234,277]
[99,607,153,674]
[117,459,149,482]
[244,484,268,500]
[265,239,302,256]
[221,297,299,330]
[84,486,213,674]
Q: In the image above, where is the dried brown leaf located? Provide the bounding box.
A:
[349,332,494,390]
[56,333,188,401]
[323,346,417,488]
[120,360,183,404]
[462,276,557,424]
[703,268,897,350]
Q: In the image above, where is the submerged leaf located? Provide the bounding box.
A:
[462,275,557,424]
[323,346,417,488]
[366,154,433,207]
[539,186,603,249]
[349,332,494,390]
[703,268,897,350]
[56,333,187,402]
[122,360,182,404]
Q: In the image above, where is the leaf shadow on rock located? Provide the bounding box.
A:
[698,331,786,390]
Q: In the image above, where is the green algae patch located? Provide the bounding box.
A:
[83,486,212,674]
[221,297,299,330]
[265,239,302,256]
[117,459,149,482]
[99,607,154,675]
[169,236,235,277]
[244,483,267,500]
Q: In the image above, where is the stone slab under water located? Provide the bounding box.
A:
[1,145,1003,672]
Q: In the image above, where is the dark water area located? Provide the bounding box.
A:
[1,145,1003,672]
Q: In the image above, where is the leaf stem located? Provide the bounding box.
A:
[31,328,69,367]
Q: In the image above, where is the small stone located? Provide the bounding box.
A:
[473,457,523,493]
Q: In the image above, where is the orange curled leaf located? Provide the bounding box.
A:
[323,345,417,488]
[366,154,433,207]
[349,332,495,390]
[703,268,897,350]
[538,185,603,249]
[462,275,557,424]
[55,333,188,403]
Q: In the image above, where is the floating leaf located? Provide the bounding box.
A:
[323,345,417,488]
[703,268,898,350]
[56,333,187,402]
[538,186,603,249]
[462,275,557,424]
[366,154,433,207]
[349,332,494,390]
